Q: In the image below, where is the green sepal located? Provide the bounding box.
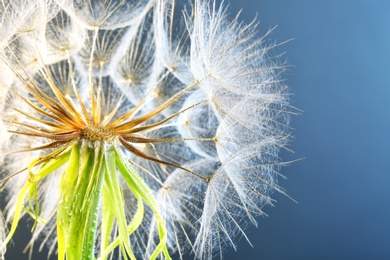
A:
[114,146,171,260]
[99,146,145,260]
[102,146,136,260]
[4,145,72,246]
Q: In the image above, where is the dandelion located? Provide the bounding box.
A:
[0,0,292,259]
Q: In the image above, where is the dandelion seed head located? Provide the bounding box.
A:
[0,0,293,259]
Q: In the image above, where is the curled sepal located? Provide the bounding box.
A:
[3,146,72,247]
[114,146,171,260]
[100,147,136,260]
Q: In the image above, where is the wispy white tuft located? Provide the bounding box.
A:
[59,0,154,29]
[0,0,292,259]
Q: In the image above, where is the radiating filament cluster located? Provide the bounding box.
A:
[0,0,292,259]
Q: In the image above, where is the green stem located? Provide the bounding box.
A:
[57,141,105,260]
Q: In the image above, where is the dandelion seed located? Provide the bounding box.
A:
[0,0,293,259]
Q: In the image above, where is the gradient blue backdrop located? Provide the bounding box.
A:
[223,0,390,259]
[5,0,390,259]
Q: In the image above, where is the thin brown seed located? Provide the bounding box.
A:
[119,136,209,182]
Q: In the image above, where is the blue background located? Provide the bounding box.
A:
[223,0,390,259]
[5,0,390,259]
